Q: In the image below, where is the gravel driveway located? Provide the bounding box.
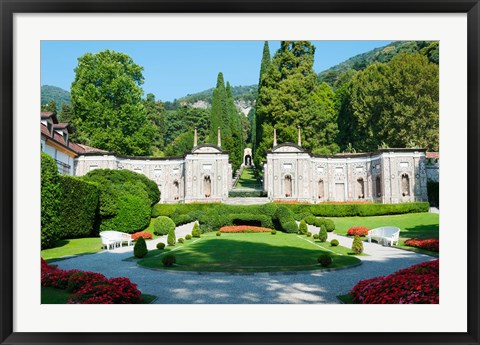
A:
[53,222,435,304]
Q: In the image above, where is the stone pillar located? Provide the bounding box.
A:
[297,126,301,147]
[193,127,197,147]
[273,128,277,147]
[217,127,221,148]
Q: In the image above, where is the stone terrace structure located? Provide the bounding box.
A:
[263,128,428,204]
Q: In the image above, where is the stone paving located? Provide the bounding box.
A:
[54,222,435,304]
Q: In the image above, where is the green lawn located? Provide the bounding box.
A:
[329,212,439,255]
[41,286,157,304]
[41,238,104,261]
[138,232,361,272]
[235,166,262,189]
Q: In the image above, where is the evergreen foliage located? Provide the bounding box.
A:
[253,41,271,157]
[70,50,155,155]
[318,224,328,242]
[153,216,175,236]
[134,236,148,258]
[41,153,62,249]
[298,220,308,235]
[58,176,99,238]
[143,93,166,155]
[167,228,176,246]
[191,223,201,237]
[351,235,364,254]
[82,169,159,233]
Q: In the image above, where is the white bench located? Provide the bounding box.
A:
[100,231,133,251]
[367,226,400,246]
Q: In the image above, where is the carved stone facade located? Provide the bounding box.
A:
[74,143,232,204]
[264,143,428,204]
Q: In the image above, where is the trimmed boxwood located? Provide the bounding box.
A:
[134,236,148,258]
[274,206,298,233]
[41,153,61,249]
[156,242,166,250]
[352,235,364,254]
[318,224,328,242]
[167,228,176,246]
[153,216,175,236]
[58,176,99,238]
[298,220,308,235]
[82,169,158,233]
[307,202,429,217]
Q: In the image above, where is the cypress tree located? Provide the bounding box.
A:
[209,72,227,144]
[253,41,271,159]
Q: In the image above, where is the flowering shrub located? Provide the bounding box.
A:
[69,277,142,304]
[41,258,142,304]
[131,231,152,241]
[347,226,369,236]
[219,226,272,233]
[66,271,107,293]
[404,238,439,252]
[349,260,439,304]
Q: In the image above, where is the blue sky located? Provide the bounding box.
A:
[41,40,392,102]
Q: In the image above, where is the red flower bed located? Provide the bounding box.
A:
[404,238,439,252]
[132,231,153,241]
[349,260,439,304]
[347,226,370,236]
[69,277,142,304]
[41,258,142,304]
[219,226,273,233]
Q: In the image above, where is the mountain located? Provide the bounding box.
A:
[41,85,71,112]
[317,41,439,87]
[177,84,257,116]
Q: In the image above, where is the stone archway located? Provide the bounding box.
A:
[244,155,252,166]
[356,178,365,199]
[243,148,253,166]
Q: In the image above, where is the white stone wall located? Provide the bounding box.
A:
[265,145,428,204]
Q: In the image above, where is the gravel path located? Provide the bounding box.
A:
[53,222,435,304]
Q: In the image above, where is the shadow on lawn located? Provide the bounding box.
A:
[402,224,439,239]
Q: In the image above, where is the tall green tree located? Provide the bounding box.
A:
[209,72,227,144]
[338,53,439,151]
[143,93,166,156]
[226,82,244,171]
[255,41,338,167]
[253,41,271,158]
[70,50,154,155]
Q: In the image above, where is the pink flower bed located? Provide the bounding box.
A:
[41,258,142,304]
[349,260,439,304]
[347,226,370,236]
[404,238,439,252]
[219,226,272,233]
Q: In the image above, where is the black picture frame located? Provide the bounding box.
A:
[1,1,479,344]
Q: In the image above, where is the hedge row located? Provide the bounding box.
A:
[41,153,62,249]
[228,190,267,198]
[59,176,99,239]
[274,205,298,233]
[151,201,429,223]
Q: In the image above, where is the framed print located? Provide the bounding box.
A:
[1,1,479,344]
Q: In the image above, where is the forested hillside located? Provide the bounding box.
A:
[318,41,439,87]
[41,85,71,112]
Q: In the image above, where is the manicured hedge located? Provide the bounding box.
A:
[41,153,62,249]
[296,202,430,217]
[82,170,157,233]
[274,205,298,233]
[227,214,274,228]
[153,216,175,236]
[58,176,99,238]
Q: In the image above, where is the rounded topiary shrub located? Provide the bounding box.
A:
[156,242,166,250]
[162,254,176,267]
[313,234,319,240]
[167,228,176,246]
[216,231,221,236]
[318,224,328,243]
[178,238,184,243]
[330,239,339,247]
[153,216,176,236]
[134,236,148,258]
[306,231,312,237]
[191,222,201,238]
[185,234,192,240]
[298,220,308,235]
[318,254,333,267]
[271,229,277,235]
[352,235,364,254]
[325,219,335,232]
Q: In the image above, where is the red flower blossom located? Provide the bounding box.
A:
[347,226,370,236]
[404,238,439,252]
[131,231,153,241]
